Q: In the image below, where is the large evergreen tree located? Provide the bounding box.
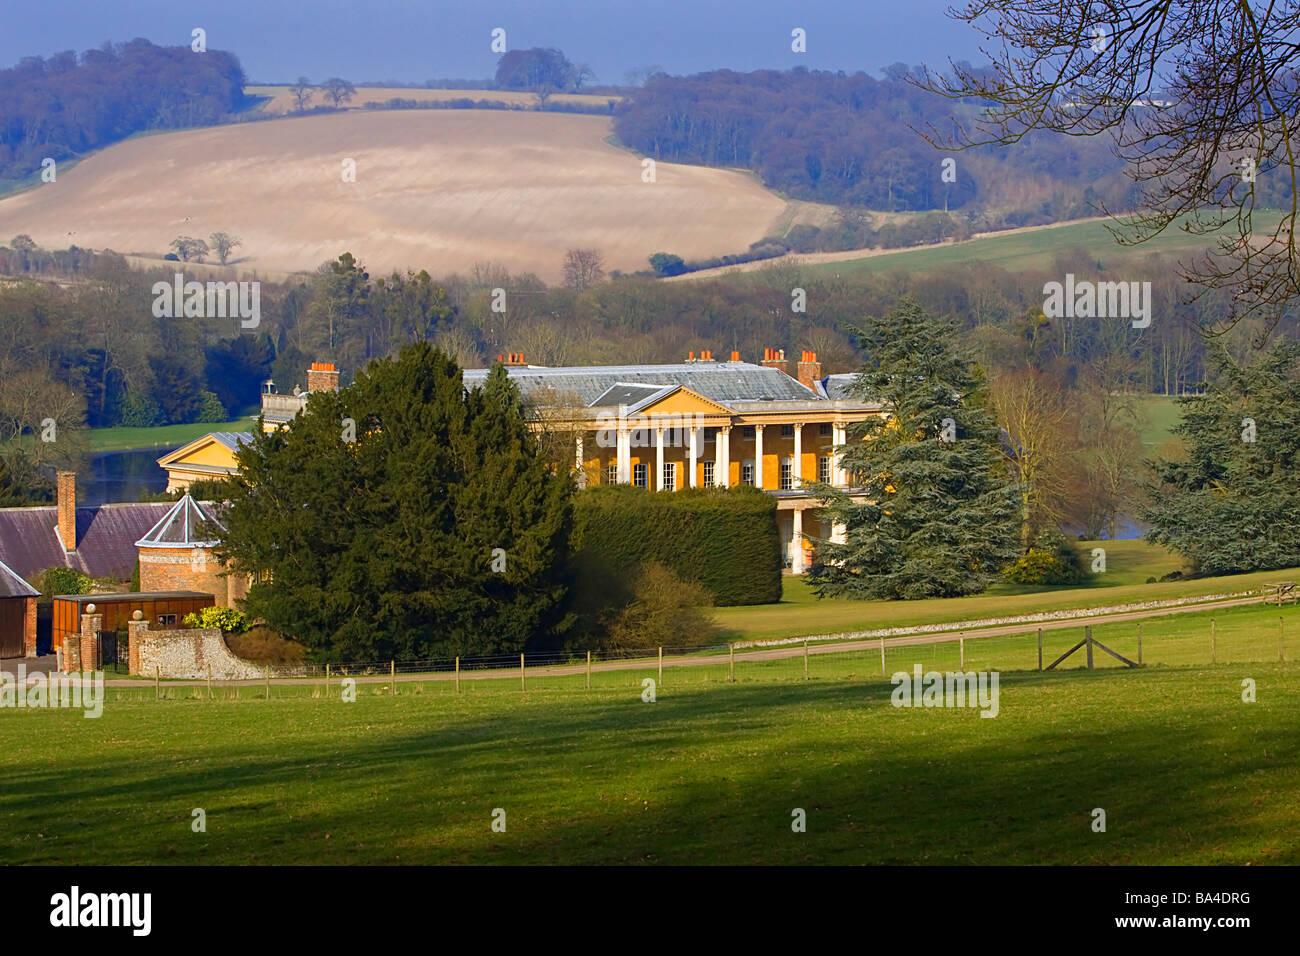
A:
[213,343,573,661]
[1144,340,1300,575]
[806,298,1018,599]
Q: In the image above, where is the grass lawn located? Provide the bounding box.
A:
[2,634,1295,863]
[710,539,1289,642]
[1138,393,1185,452]
[88,418,255,453]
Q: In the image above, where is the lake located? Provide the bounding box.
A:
[80,447,178,506]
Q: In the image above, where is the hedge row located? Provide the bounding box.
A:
[570,485,782,607]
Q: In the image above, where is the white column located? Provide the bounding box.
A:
[832,521,847,545]
[793,423,803,484]
[655,425,665,491]
[575,434,585,487]
[832,423,846,486]
[792,508,805,572]
[754,424,764,489]
[689,426,699,488]
[717,427,730,487]
[617,425,630,484]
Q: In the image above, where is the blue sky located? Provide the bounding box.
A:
[4,0,987,83]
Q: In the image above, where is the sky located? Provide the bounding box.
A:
[3,0,988,84]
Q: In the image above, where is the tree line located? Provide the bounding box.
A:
[0,39,247,184]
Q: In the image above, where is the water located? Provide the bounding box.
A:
[80,447,178,506]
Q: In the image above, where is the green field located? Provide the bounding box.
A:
[87,419,255,453]
[2,600,1296,865]
[795,211,1284,279]
[710,540,1295,642]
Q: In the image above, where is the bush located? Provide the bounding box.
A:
[33,567,94,598]
[1003,530,1085,586]
[225,626,307,665]
[181,605,248,633]
[601,563,718,652]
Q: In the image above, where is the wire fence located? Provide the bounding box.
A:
[111,603,1299,702]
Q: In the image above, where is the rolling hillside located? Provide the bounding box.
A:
[246,85,620,113]
[0,109,797,282]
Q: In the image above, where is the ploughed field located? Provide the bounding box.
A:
[0,110,789,282]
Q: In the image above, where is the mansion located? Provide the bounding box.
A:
[159,350,881,572]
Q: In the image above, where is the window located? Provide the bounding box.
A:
[781,424,795,438]
[704,427,717,444]
[819,422,833,437]
[780,458,794,490]
[633,463,648,488]
[818,456,832,483]
[703,461,715,486]
[157,614,177,627]
[606,463,618,485]
[743,426,756,440]
[742,462,755,486]
[663,462,676,491]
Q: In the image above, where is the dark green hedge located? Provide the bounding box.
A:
[570,485,782,607]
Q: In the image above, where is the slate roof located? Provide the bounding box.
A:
[208,432,255,452]
[462,361,824,406]
[0,503,174,582]
[135,495,224,549]
[0,557,39,599]
[823,374,862,401]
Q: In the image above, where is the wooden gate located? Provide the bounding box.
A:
[0,598,25,658]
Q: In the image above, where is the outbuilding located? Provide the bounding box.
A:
[0,558,38,659]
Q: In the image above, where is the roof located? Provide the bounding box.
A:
[53,591,214,604]
[462,361,826,407]
[0,557,38,599]
[207,432,255,452]
[823,374,863,401]
[135,495,224,549]
[0,502,175,582]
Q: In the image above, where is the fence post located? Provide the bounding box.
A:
[520,652,526,693]
[959,635,965,670]
[1137,624,1143,665]
[804,640,809,681]
[326,662,330,698]
[390,659,396,696]
[1210,619,1216,665]
[729,644,735,683]
[1037,628,1042,671]
[455,656,460,694]
[880,637,886,677]
[1085,626,1094,670]
[265,665,270,700]
[586,650,591,691]
[658,646,663,687]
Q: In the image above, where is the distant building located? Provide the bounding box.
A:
[159,352,880,572]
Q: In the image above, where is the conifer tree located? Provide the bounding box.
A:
[213,344,573,661]
[1144,340,1300,574]
[806,298,1018,599]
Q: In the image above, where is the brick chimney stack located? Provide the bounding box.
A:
[56,470,77,552]
[760,347,789,375]
[797,350,822,390]
[306,362,340,393]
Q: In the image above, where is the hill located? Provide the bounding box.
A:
[0,110,798,282]
[246,85,620,113]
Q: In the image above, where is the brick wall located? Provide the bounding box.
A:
[138,547,249,606]
[23,597,36,658]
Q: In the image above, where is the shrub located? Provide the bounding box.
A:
[181,605,248,633]
[33,567,94,598]
[1003,531,1085,586]
[225,626,307,664]
[601,563,717,652]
